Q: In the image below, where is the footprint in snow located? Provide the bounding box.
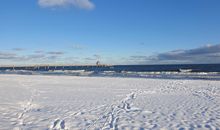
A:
[50,119,66,130]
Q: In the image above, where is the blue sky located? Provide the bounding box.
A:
[0,0,220,65]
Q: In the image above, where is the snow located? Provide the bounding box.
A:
[0,74,220,130]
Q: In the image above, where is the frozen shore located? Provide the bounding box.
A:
[0,75,220,130]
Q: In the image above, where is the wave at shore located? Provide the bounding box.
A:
[1,69,220,80]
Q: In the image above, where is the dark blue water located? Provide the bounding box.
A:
[1,64,219,72]
[1,64,220,80]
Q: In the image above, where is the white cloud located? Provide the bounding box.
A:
[38,0,95,10]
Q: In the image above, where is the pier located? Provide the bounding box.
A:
[0,64,113,71]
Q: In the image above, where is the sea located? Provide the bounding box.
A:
[0,64,220,80]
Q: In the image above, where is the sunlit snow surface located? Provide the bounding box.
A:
[0,75,220,130]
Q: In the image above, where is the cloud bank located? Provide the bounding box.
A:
[155,44,220,63]
[38,0,95,10]
[1,44,220,65]
[0,50,65,64]
[0,52,17,60]
[130,44,220,64]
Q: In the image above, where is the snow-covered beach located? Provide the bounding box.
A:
[0,75,220,130]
